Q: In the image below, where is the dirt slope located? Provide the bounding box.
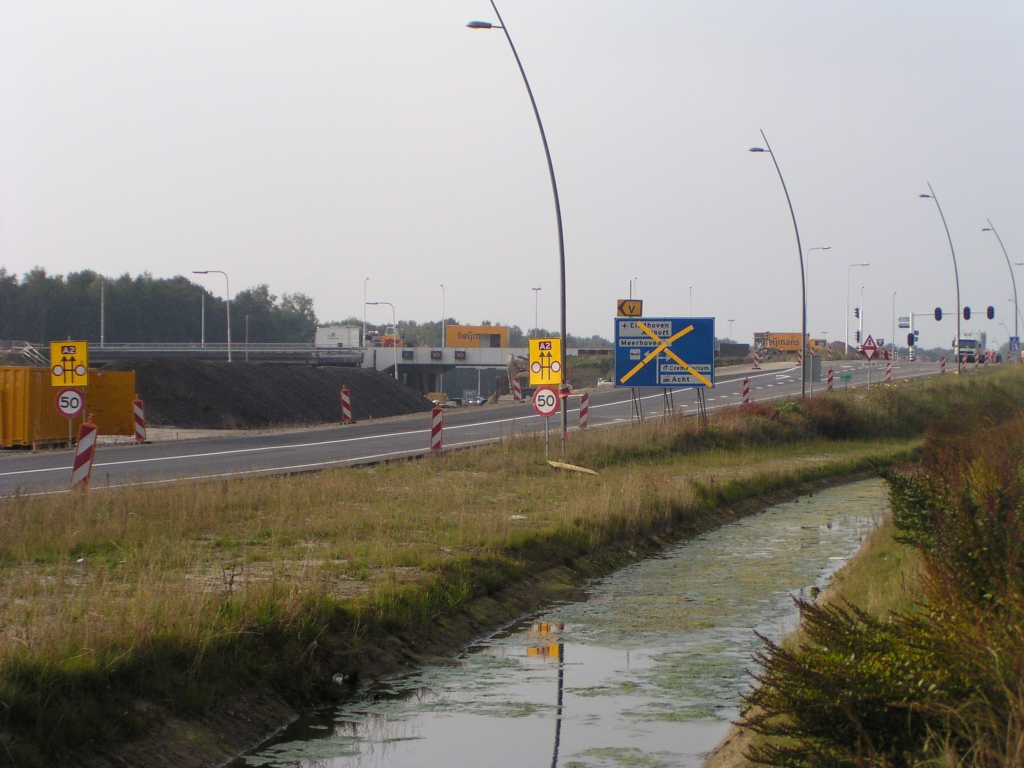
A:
[101,359,433,429]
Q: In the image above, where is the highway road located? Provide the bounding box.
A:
[0,361,942,496]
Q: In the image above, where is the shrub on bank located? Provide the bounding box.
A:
[741,409,1024,767]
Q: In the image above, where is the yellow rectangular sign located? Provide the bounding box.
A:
[617,299,643,317]
[50,341,89,387]
[529,338,563,386]
[763,332,805,351]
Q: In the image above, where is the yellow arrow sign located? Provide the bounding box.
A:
[617,299,643,317]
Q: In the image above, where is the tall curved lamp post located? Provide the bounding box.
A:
[919,184,962,373]
[193,270,231,362]
[983,221,1017,355]
[367,301,400,381]
[750,131,807,396]
[468,4,567,451]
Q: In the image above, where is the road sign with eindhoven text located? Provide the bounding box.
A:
[614,317,715,388]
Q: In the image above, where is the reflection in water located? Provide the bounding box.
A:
[239,479,886,768]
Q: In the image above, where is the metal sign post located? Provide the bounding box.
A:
[532,386,560,458]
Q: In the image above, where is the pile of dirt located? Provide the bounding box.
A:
[102,359,433,429]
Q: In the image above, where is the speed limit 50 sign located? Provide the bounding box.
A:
[532,386,560,418]
[54,387,85,418]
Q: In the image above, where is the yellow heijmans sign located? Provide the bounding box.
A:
[50,341,89,387]
[617,299,643,317]
[529,338,563,386]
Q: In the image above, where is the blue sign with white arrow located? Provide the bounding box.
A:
[614,317,715,388]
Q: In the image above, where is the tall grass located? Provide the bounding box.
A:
[0,367,1020,766]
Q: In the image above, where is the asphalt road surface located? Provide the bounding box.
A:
[0,361,942,496]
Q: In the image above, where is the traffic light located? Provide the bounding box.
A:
[988,305,995,320]
[907,333,915,347]
[963,307,971,320]
[934,307,942,321]
[855,330,861,343]
[854,307,860,319]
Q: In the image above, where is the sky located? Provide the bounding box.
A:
[1,1,1021,350]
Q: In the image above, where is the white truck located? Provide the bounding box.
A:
[315,324,361,348]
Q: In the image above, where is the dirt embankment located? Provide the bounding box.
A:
[101,359,433,429]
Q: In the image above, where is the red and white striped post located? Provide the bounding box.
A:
[132,394,146,443]
[886,360,892,382]
[796,347,803,368]
[742,378,750,405]
[827,345,833,361]
[752,348,760,369]
[340,386,353,424]
[430,405,443,452]
[511,377,523,402]
[70,415,99,490]
[827,367,834,391]
[940,356,947,374]
[579,392,590,429]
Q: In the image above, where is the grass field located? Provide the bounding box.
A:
[1,367,1022,766]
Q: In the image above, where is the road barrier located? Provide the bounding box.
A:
[512,377,523,402]
[742,378,750,404]
[341,386,352,424]
[430,406,443,452]
[752,348,760,369]
[886,361,892,382]
[940,356,947,374]
[579,393,590,429]
[132,394,146,443]
[827,346,833,361]
[70,416,98,490]
[827,367,834,391]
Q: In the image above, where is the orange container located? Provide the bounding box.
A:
[0,366,84,448]
[0,366,137,447]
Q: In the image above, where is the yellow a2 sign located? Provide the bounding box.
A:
[529,338,563,386]
[50,341,89,387]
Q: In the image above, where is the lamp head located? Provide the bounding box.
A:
[467,20,495,29]
[192,270,208,275]
[749,147,767,153]
[982,227,993,232]
[919,194,933,199]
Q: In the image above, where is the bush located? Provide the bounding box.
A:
[741,412,1024,767]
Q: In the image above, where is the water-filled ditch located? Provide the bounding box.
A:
[238,478,887,768]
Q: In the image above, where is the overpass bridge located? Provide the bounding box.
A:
[6,340,604,396]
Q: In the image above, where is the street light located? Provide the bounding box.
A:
[728,319,735,340]
[750,131,808,396]
[367,302,399,381]
[363,278,369,348]
[983,221,1017,356]
[919,184,962,373]
[532,287,541,339]
[468,3,568,451]
[846,263,869,354]
[440,284,446,392]
[891,291,897,360]
[805,246,831,340]
[193,270,231,362]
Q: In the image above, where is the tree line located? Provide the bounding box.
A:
[0,268,318,344]
[0,266,613,348]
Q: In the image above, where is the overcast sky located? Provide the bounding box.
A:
[1,1,1021,349]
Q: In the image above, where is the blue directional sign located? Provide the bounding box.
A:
[614,317,715,388]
